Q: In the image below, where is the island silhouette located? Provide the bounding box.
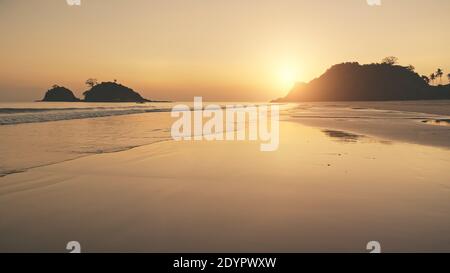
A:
[41,59,450,103]
[83,81,149,102]
[273,58,450,102]
[41,79,166,102]
[42,85,80,102]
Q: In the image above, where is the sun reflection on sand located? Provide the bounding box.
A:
[0,119,449,252]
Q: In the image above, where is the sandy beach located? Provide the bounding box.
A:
[1,103,449,253]
[2,0,450,261]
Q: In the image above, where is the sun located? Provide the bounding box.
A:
[277,65,299,91]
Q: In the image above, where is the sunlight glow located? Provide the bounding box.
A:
[277,65,300,92]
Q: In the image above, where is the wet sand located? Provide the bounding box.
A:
[0,116,449,252]
[284,101,450,149]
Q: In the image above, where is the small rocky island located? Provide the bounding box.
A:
[42,85,80,102]
[83,81,149,102]
[41,79,160,102]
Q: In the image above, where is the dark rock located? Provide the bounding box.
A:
[42,86,80,102]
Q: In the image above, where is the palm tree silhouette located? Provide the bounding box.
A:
[430,73,436,85]
[435,69,443,85]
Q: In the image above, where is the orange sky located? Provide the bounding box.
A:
[0,0,449,101]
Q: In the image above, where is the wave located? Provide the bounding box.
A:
[0,103,274,126]
[0,105,158,114]
[0,106,173,125]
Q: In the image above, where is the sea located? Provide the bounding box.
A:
[0,100,449,177]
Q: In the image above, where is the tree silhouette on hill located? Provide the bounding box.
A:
[435,69,444,85]
[273,57,450,102]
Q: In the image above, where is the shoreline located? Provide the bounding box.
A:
[1,120,449,252]
[288,117,450,150]
[1,101,449,178]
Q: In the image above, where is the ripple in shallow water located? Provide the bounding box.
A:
[322,129,364,142]
[422,119,450,127]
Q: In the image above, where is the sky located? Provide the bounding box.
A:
[0,0,449,101]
